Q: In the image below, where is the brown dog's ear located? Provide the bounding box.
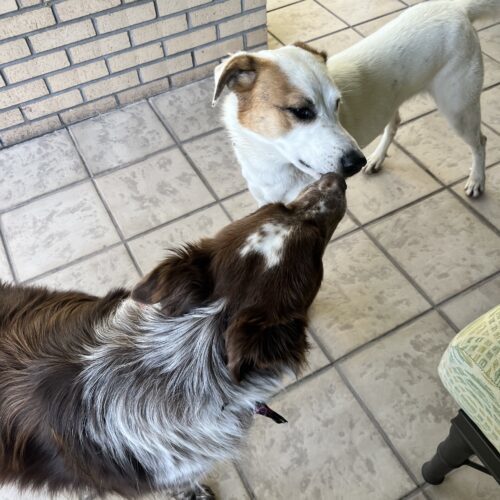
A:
[224,310,309,382]
[212,52,258,105]
[293,41,327,63]
[132,243,213,316]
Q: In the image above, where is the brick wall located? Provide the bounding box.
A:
[0,0,267,148]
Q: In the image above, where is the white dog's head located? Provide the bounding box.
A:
[213,43,366,179]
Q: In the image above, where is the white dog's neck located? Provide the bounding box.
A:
[223,95,313,206]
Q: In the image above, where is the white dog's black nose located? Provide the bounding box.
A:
[341,150,366,176]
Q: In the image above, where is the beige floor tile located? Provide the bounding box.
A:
[452,164,500,230]
[129,205,230,274]
[268,0,303,10]
[32,245,140,296]
[184,130,247,198]
[481,85,500,133]
[396,112,500,185]
[202,462,250,500]
[483,53,500,87]
[318,0,404,26]
[355,10,402,36]
[348,144,440,224]
[70,101,174,174]
[341,311,457,480]
[151,78,222,141]
[479,23,500,62]
[268,0,347,45]
[268,31,283,48]
[370,191,500,303]
[240,368,414,500]
[0,484,79,499]
[426,466,500,500]
[2,182,120,282]
[0,129,87,212]
[96,149,214,238]
[406,491,427,500]
[309,28,363,56]
[0,239,12,282]
[222,190,258,220]
[399,93,435,123]
[440,275,500,330]
[310,230,429,359]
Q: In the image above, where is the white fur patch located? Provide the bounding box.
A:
[240,222,291,268]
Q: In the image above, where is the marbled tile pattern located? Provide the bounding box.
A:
[151,78,221,141]
[0,129,87,212]
[95,149,214,238]
[0,2,499,500]
[70,101,174,174]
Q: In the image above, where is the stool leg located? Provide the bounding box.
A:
[422,418,473,485]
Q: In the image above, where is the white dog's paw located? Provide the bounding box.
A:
[363,154,384,174]
[464,176,485,198]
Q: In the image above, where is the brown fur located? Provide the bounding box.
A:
[215,54,316,138]
[0,174,346,496]
[293,41,328,63]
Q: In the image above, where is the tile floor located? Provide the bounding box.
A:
[0,0,500,499]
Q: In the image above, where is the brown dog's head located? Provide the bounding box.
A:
[132,173,346,381]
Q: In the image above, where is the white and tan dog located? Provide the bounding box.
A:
[213,0,500,205]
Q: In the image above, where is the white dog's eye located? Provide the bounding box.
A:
[287,106,316,121]
[334,98,340,112]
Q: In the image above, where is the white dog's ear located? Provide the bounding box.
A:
[212,52,258,106]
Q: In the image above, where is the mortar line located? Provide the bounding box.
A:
[0,218,19,283]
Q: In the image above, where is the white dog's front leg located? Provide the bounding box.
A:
[363,111,401,174]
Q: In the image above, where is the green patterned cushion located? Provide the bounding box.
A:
[438,304,500,451]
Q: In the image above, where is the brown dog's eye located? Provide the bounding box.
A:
[288,106,316,121]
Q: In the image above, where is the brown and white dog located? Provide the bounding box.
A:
[0,173,346,499]
[213,0,500,205]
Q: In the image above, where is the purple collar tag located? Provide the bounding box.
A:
[254,402,287,424]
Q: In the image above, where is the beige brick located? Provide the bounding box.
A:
[82,71,139,100]
[0,7,55,41]
[5,51,69,84]
[170,61,217,87]
[139,53,192,82]
[22,89,83,120]
[69,32,130,64]
[0,0,17,16]
[30,20,95,52]
[55,0,121,22]
[0,39,31,65]
[245,27,267,48]
[108,43,163,73]
[195,36,243,65]
[243,0,266,9]
[219,9,266,38]
[48,61,109,92]
[117,79,170,106]
[164,26,215,55]
[157,0,211,16]
[0,108,24,130]
[190,0,241,28]
[95,2,155,34]
[0,115,61,147]
[18,0,41,6]
[131,15,187,45]
[60,96,117,125]
[0,79,48,109]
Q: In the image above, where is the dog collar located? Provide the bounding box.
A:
[254,402,287,424]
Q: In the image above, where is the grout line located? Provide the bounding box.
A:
[234,461,257,500]
[66,128,144,278]
[335,363,423,490]
[0,217,19,283]
[267,0,305,13]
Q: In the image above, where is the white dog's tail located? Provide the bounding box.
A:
[457,0,500,22]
